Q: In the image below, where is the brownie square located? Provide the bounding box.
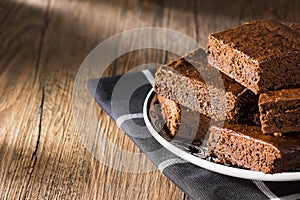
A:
[259,88,300,134]
[154,48,259,123]
[207,123,300,173]
[207,19,300,94]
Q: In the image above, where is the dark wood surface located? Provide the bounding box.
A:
[0,0,299,199]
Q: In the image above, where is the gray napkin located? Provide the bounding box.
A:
[88,69,300,200]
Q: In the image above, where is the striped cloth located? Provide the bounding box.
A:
[87,69,300,200]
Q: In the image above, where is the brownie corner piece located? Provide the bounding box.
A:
[258,88,300,134]
[207,19,300,94]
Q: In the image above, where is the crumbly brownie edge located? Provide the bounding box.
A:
[154,65,210,114]
[207,35,261,94]
[154,65,232,120]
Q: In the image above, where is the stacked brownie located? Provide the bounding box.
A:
[154,19,300,173]
[154,48,260,124]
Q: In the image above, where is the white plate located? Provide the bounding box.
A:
[143,88,300,181]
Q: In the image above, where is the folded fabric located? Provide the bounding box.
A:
[88,69,300,200]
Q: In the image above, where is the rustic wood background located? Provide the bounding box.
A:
[0,0,299,199]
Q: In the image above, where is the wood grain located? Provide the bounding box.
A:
[0,0,299,199]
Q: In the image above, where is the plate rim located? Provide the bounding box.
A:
[143,88,300,182]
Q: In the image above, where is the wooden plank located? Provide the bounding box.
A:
[194,0,300,47]
[0,0,49,199]
[0,0,188,199]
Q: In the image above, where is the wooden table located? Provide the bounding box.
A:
[0,0,299,199]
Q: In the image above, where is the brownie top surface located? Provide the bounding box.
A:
[259,88,300,104]
[164,58,204,81]
[210,20,300,62]
[162,48,246,94]
[212,123,300,154]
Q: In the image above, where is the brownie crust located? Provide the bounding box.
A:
[207,123,300,173]
[207,20,300,94]
[259,88,300,134]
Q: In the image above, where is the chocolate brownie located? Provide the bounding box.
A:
[207,19,300,94]
[259,88,300,134]
[207,123,300,173]
[157,94,210,141]
[154,48,259,123]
